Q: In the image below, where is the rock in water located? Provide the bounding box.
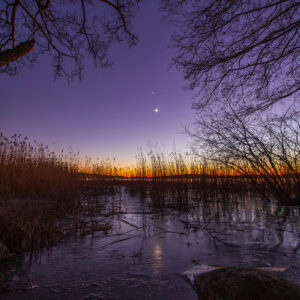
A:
[0,241,11,261]
[194,267,300,300]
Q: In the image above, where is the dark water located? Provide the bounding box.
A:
[1,190,300,299]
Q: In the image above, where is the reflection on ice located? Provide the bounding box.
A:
[153,244,163,276]
[1,189,300,299]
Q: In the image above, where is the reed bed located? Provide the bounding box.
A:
[0,133,299,253]
[0,133,81,201]
[0,133,111,252]
[84,146,299,206]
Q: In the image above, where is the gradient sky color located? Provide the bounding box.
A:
[0,1,195,165]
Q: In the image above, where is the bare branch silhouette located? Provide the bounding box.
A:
[0,0,141,79]
[162,0,300,114]
[190,107,300,203]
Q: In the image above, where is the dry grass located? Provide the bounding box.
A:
[0,133,81,201]
[0,133,111,252]
[0,133,299,253]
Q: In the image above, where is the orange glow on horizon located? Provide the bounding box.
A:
[77,162,297,178]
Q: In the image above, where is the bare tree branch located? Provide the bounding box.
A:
[0,0,141,79]
[0,39,35,67]
[162,0,300,114]
[190,107,300,203]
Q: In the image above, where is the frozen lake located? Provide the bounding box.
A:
[1,188,300,299]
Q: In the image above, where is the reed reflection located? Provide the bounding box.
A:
[124,182,300,253]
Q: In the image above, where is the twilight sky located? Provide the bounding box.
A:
[0,1,194,165]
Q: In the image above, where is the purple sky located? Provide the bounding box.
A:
[0,1,194,165]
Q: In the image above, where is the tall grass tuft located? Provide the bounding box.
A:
[0,133,108,252]
[0,133,80,201]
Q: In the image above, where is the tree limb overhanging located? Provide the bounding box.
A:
[0,0,141,79]
[0,39,35,67]
[162,0,300,114]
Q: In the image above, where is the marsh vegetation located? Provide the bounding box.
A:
[0,119,299,298]
[1,1,300,299]
[0,129,299,254]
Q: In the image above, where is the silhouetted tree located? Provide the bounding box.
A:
[162,0,300,114]
[0,0,140,79]
[190,107,300,203]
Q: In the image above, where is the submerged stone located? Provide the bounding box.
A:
[0,241,11,261]
[193,267,300,300]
